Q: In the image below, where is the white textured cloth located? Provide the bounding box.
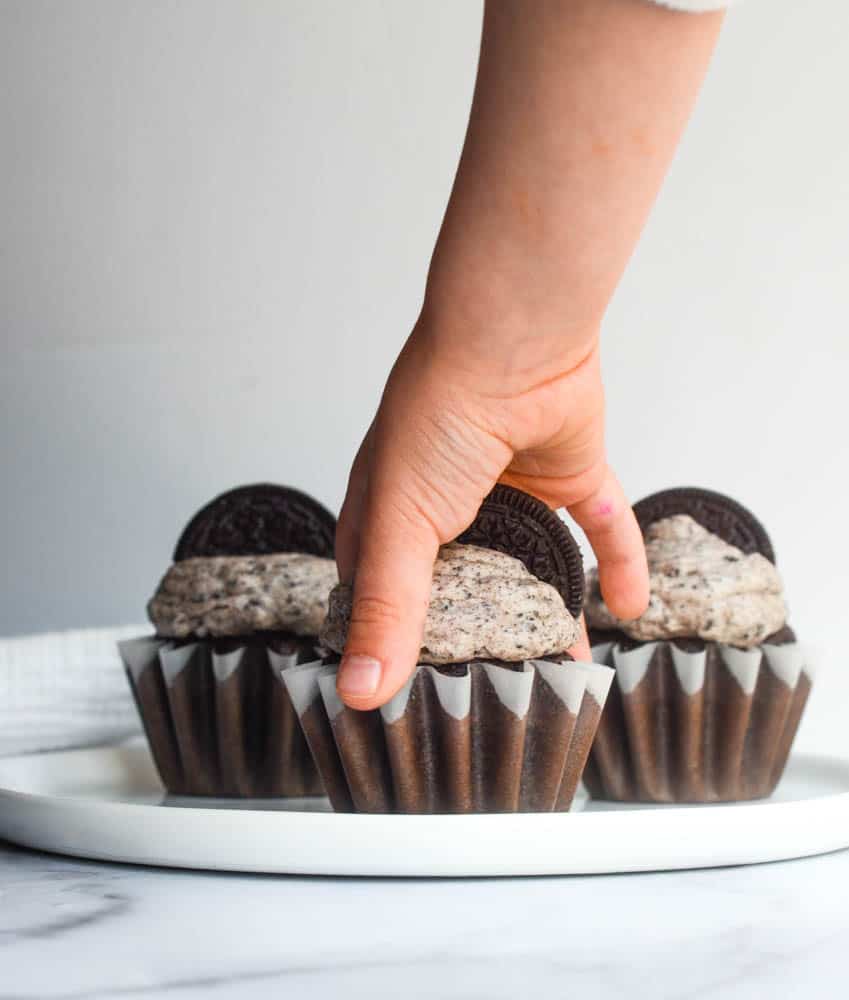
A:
[0,625,146,757]
[651,1,733,10]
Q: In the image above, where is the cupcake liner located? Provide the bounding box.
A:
[281,657,613,814]
[118,635,325,797]
[582,639,814,803]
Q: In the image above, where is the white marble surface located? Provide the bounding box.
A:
[2,839,848,999]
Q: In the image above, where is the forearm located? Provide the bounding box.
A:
[334,0,725,707]
[425,0,724,379]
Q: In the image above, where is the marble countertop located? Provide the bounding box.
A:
[2,839,848,999]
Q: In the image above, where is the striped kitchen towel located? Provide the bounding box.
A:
[0,625,146,757]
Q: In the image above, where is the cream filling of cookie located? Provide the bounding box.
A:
[320,542,580,665]
[585,514,787,649]
[148,553,338,638]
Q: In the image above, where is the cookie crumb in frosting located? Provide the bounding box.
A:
[584,515,786,649]
[321,542,580,664]
[148,553,338,638]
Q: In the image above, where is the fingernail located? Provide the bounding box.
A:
[337,655,382,698]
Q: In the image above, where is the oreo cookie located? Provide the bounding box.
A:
[174,484,336,562]
[632,487,775,564]
[457,484,584,618]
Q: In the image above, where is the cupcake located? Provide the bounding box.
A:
[117,483,338,797]
[583,487,813,803]
[280,485,614,814]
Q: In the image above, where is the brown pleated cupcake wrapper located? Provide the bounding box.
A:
[118,635,325,797]
[281,657,614,814]
[582,639,815,803]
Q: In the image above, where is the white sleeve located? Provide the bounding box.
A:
[650,1,734,9]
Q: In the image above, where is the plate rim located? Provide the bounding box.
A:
[2,743,849,877]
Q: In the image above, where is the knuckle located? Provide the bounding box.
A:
[579,466,610,505]
[570,470,619,525]
[349,594,404,632]
[387,492,444,549]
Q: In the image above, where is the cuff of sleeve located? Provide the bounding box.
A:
[650,0,732,10]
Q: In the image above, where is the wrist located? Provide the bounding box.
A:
[419,264,600,395]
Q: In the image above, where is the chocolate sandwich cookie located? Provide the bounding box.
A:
[458,484,585,619]
[632,487,775,564]
[174,483,336,561]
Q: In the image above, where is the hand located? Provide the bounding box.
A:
[334,0,723,708]
[334,318,650,708]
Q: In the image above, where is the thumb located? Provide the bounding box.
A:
[336,482,441,710]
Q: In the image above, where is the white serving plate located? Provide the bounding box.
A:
[1,740,848,877]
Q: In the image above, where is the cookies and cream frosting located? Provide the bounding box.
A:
[148,553,338,638]
[584,514,786,649]
[320,542,580,665]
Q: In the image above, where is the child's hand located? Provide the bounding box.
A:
[335,319,649,708]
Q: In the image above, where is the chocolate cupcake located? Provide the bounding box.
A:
[583,487,813,803]
[117,484,338,797]
[280,486,614,814]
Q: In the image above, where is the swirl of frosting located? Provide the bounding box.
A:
[320,542,580,664]
[584,515,786,649]
[148,553,338,638]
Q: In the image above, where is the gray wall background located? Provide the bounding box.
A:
[2,1,847,751]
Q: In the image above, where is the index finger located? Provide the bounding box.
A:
[568,465,649,622]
